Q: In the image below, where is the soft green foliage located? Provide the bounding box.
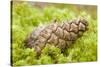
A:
[12,2,97,66]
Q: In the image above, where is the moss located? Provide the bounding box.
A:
[11,2,97,66]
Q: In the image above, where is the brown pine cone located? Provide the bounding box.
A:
[24,18,88,54]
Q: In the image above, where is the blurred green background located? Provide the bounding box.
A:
[11,1,97,66]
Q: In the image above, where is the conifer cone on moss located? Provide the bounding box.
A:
[24,18,88,54]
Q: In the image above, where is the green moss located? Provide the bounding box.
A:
[11,2,97,66]
[38,55,53,64]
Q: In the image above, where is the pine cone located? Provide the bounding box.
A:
[24,18,88,54]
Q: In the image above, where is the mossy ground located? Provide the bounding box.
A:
[11,2,97,66]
